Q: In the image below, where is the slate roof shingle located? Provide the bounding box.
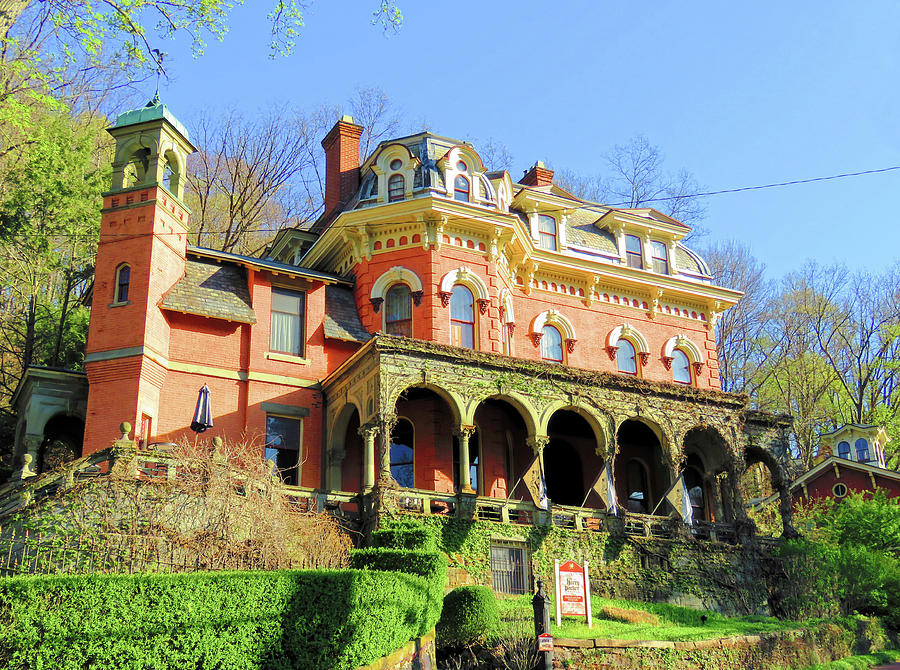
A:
[324,286,371,342]
[161,258,256,324]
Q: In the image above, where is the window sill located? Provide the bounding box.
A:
[266,351,310,365]
[108,300,131,308]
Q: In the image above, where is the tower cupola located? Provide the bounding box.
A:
[108,95,196,201]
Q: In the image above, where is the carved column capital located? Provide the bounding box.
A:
[357,422,379,439]
[526,435,549,455]
[454,425,477,439]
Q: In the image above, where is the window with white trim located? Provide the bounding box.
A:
[450,284,476,349]
[616,338,638,374]
[270,288,305,356]
[650,240,669,274]
[265,414,301,486]
[672,349,692,384]
[540,325,563,363]
[625,235,643,269]
[385,284,412,337]
[538,214,557,251]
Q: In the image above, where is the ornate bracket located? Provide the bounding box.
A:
[565,338,577,354]
[477,298,490,315]
[661,356,674,371]
[507,323,516,337]
[369,297,384,313]
[530,332,543,348]
[692,361,705,376]
[411,290,424,306]
[439,291,452,308]
[605,345,618,360]
[639,352,650,367]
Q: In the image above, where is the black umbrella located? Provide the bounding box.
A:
[190,384,213,433]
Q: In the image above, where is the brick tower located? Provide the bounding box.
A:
[82,98,196,453]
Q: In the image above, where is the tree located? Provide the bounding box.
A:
[556,135,707,232]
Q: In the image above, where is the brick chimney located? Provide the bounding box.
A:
[521,161,554,187]
[321,115,364,220]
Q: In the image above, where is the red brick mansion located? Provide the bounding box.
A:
[22,100,801,537]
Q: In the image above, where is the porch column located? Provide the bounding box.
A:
[526,435,549,472]
[358,422,378,490]
[456,425,476,494]
[376,412,397,486]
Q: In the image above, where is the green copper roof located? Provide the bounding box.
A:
[113,95,190,141]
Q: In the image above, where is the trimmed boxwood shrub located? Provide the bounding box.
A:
[372,523,437,552]
[436,585,499,647]
[0,568,433,670]
[350,547,447,635]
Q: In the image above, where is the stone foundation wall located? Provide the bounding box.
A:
[355,630,436,670]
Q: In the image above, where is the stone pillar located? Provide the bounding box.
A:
[376,412,397,487]
[456,425,477,494]
[359,423,378,490]
[21,434,42,469]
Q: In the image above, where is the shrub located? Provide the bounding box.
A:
[0,568,433,670]
[350,547,447,634]
[436,585,500,647]
[372,522,437,552]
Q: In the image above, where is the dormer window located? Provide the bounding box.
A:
[388,174,405,202]
[114,264,130,304]
[625,235,643,269]
[538,214,557,251]
[650,241,669,274]
[454,175,470,202]
[390,159,403,170]
[855,438,870,463]
[838,441,851,459]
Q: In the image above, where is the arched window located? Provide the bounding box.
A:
[390,418,414,488]
[672,349,692,384]
[385,284,412,336]
[114,264,131,304]
[855,438,870,463]
[538,214,557,251]
[837,441,851,459]
[454,175,470,202]
[616,338,637,375]
[540,325,563,363]
[450,284,475,349]
[388,174,405,202]
[625,459,650,514]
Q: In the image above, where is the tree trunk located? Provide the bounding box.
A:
[22,292,35,368]
[0,0,30,38]
[53,270,73,366]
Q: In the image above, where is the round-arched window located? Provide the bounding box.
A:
[855,438,870,463]
[540,325,563,363]
[450,284,475,349]
[672,349,692,384]
[616,338,637,374]
[837,441,851,459]
[388,173,405,202]
[385,284,412,337]
[454,175,470,202]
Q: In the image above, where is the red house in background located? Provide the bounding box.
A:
[13,98,804,540]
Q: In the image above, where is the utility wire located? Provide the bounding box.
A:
[25,163,900,239]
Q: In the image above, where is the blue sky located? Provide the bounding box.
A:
[156,1,900,279]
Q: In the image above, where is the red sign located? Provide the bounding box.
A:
[538,633,553,651]
[558,560,586,616]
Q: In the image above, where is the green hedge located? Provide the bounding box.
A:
[0,568,432,670]
[350,547,447,635]
[372,523,437,552]
[436,585,499,647]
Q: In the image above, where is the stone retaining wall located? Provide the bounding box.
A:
[552,625,857,670]
[355,630,436,670]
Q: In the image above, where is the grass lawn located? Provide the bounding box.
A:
[795,650,900,669]
[496,594,813,642]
